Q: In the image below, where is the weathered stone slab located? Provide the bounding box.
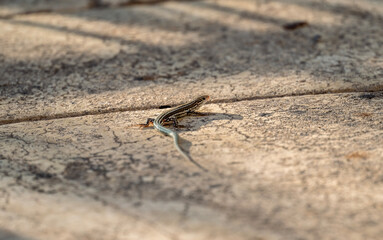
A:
[1,92,382,239]
[1,0,382,123]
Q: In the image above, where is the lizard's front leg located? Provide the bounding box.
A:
[134,118,155,129]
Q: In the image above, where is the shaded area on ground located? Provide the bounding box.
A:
[0,229,36,240]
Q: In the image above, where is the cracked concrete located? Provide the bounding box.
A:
[0,0,383,240]
[1,92,383,239]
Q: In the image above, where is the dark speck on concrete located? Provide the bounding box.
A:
[259,113,273,117]
[359,93,376,99]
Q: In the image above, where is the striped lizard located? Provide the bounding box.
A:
[137,95,210,171]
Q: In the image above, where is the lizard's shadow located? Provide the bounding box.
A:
[176,112,243,132]
[173,112,243,153]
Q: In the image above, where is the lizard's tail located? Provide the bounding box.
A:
[171,132,208,172]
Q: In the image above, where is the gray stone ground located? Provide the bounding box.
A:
[0,0,383,239]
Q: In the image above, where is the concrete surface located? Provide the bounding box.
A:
[0,0,383,240]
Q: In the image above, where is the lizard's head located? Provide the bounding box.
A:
[196,95,210,105]
[190,95,210,111]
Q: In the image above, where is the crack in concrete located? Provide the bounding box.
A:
[1,88,382,126]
